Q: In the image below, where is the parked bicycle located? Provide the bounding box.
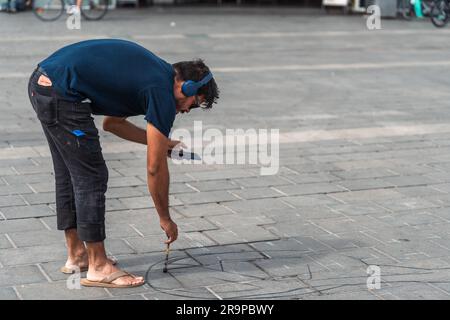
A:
[32,0,108,21]
[430,0,450,27]
[399,0,435,20]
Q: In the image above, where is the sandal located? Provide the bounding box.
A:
[80,270,144,288]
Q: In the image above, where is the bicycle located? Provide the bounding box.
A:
[430,0,450,27]
[399,0,435,20]
[32,0,109,22]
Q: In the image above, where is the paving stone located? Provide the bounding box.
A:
[27,182,54,193]
[381,175,441,188]
[0,204,54,220]
[16,281,110,300]
[266,221,330,238]
[207,279,314,300]
[4,173,54,185]
[0,265,47,287]
[118,195,182,209]
[374,198,440,212]
[169,183,197,194]
[203,226,279,245]
[336,179,395,191]
[187,180,241,192]
[126,232,217,253]
[233,176,293,188]
[328,202,387,216]
[282,194,342,208]
[255,257,328,278]
[0,218,47,234]
[0,195,27,208]
[230,187,284,200]
[173,203,234,218]
[275,183,346,196]
[396,186,448,198]
[173,191,238,205]
[250,238,319,257]
[284,172,342,184]
[187,169,258,181]
[0,243,68,266]
[376,283,450,300]
[105,186,146,199]
[108,176,146,188]
[143,288,216,300]
[332,168,399,180]
[328,189,404,203]
[0,234,12,249]
[0,184,33,196]
[8,229,63,247]
[186,244,265,266]
[21,192,55,205]
[0,287,19,300]
[223,198,293,214]
[206,214,275,228]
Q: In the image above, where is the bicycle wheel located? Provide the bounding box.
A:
[431,0,449,28]
[80,0,108,21]
[33,0,64,21]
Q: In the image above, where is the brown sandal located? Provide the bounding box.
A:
[80,270,144,288]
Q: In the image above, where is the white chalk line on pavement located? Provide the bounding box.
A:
[5,60,450,79]
[2,122,450,159]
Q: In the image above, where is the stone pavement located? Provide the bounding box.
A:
[2,7,450,300]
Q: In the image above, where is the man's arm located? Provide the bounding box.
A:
[103,116,183,149]
[103,116,147,144]
[146,122,178,244]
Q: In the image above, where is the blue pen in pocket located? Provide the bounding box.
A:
[72,130,86,137]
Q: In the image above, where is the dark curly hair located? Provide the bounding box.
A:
[172,59,219,109]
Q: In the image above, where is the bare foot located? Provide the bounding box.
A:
[65,251,116,270]
[87,262,144,286]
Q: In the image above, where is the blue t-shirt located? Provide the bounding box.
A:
[38,39,176,137]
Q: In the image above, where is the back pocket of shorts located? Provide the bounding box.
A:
[33,94,58,125]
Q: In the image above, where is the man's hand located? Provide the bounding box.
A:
[160,218,178,244]
[168,139,186,150]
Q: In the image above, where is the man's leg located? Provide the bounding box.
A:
[51,100,143,286]
[40,126,87,268]
[29,70,87,270]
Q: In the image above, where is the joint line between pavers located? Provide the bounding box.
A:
[122,238,139,253]
[129,224,145,238]
[36,264,53,283]
[184,183,201,193]
[39,218,52,231]
[270,186,288,196]
[426,283,450,297]
[12,286,24,300]
[0,177,9,186]
[4,233,17,248]
[10,166,21,175]
[26,183,38,194]
[205,286,223,300]
[228,191,244,200]
[103,288,114,298]
[18,194,30,206]
[279,198,296,209]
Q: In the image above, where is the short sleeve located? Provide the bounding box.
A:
[143,87,176,137]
